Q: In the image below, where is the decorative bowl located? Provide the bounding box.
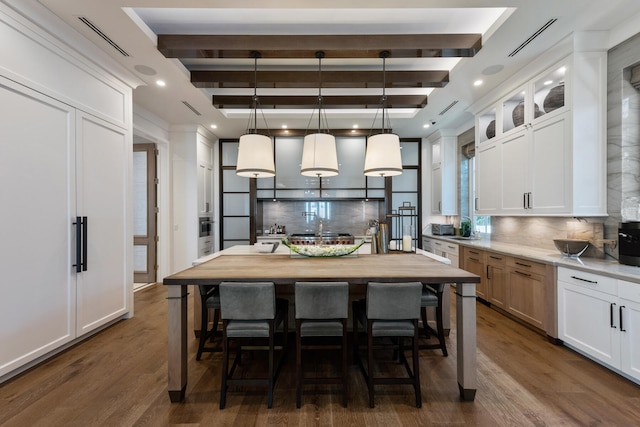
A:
[282,238,364,257]
[255,242,277,253]
[553,239,590,257]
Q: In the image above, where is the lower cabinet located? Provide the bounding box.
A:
[462,247,486,299]
[558,268,640,383]
[505,257,547,331]
[486,253,506,310]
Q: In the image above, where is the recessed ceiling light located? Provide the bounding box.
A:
[473,80,483,86]
[423,123,430,128]
[210,124,217,129]
[281,124,288,129]
[352,124,359,129]
[155,80,166,87]
[558,66,567,74]
[544,80,553,85]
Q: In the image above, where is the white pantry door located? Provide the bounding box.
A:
[0,78,76,377]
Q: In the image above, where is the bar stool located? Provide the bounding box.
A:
[218,282,289,409]
[352,281,422,408]
[196,285,221,360]
[420,283,448,356]
[294,281,349,408]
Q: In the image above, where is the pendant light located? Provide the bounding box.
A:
[364,51,403,177]
[300,51,339,177]
[236,52,275,178]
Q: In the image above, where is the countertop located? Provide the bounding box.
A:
[423,234,640,283]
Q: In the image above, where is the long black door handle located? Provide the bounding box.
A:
[73,216,82,272]
[82,216,88,271]
[610,303,617,328]
[620,306,626,332]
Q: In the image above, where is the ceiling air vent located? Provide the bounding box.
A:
[439,100,458,116]
[508,18,557,58]
[182,101,202,116]
[78,17,129,57]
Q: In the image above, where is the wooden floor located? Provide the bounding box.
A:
[1,284,640,426]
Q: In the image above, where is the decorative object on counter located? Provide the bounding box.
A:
[543,82,564,113]
[236,52,275,178]
[460,220,472,238]
[553,238,590,258]
[282,238,364,257]
[485,119,495,139]
[619,221,640,266]
[376,222,390,254]
[364,51,402,177]
[399,202,416,253]
[301,51,338,178]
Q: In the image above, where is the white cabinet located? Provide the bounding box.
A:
[429,133,457,215]
[0,79,130,378]
[197,139,213,215]
[558,268,640,383]
[431,239,459,268]
[475,50,606,217]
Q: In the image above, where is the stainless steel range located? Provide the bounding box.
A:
[288,232,354,245]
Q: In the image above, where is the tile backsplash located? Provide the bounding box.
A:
[259,200,383,236]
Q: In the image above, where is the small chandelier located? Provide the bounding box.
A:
[300,51,339,177]
[364,51,403,177]
[236,52,275,178]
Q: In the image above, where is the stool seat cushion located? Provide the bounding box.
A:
[300,320,344,337]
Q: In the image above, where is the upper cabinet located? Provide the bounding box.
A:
[474,47,607,217]
[429,132,457,215]
[197,138,214,215]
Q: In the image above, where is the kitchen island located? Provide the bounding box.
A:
[163,249,480,403]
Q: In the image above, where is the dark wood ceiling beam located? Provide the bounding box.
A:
[192,70,448,88]
[213,95,427,109]
[158,34,482,58]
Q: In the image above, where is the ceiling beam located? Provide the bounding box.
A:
[158,34,482,58]
[192,70,448,88]
[213,95,427,109]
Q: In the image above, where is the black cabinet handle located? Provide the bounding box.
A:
[73,216,82,273]
[514,270,531,277]
[82,216,88,271]
[515,261,531,268]
[523,193,527,209]
[610,303,617,328]
[620,306,626,332]
[72,216,88,272]
[570,275,597,284]
[486,265,491,279]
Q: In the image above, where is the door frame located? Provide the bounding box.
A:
[133,143,158,284]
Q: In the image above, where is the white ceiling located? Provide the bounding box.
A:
[32,0,640,139]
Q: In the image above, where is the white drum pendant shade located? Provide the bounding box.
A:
[236,133,275,178]
[300,133,339,177]
[364,133,403,176]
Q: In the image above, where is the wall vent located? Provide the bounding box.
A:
[182,101,202,116]
[77,17,129,57]
[508,18,557,58]
[439,100,458,116]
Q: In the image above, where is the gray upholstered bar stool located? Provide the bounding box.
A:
[352,281,423,408]
[196,285,221,360]
[218,281,289,409]
[420,283,448,356]
[294,281,349,408]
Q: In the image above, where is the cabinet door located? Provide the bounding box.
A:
[529,113,570,214]
[487,254,506,310]
[463,248,486,299]
[75,112,130,337]
[431,166,442,214]
[198,163,205,213]
[557,281,619,367]
[507,268,545,330]
[0,80,77,377]
[619,280,640,380]
[476,142,501,214]
[499,131,528,214]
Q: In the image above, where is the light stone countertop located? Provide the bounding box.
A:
[423,234,640,284]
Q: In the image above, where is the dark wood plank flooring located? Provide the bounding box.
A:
[1,283,639,426]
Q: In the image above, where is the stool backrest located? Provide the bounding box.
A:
[219,282,275,320]
[366,282,422,320]
[295,282,349,319]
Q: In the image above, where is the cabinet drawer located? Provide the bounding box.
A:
[486,252,505,265]
[442,242,459,257]
[619,280,640,303]
[557,267,617,296]
[507,257,546,276]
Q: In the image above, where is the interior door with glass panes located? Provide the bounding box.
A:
[133,143,158,285]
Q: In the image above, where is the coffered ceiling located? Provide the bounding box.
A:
[28,0,640,138]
